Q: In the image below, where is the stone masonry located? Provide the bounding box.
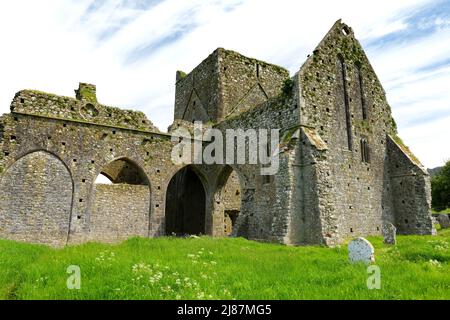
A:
[0,20,434,246]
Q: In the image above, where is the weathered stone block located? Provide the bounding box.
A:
[433,214,450,229]
[348,237,375,264]
[382,222,396,245]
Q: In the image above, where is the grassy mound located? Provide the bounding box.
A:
[0,230,449,300]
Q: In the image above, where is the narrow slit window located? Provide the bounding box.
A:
[357,64,367,120]
[338,55,353,150]
[360,139,370,163]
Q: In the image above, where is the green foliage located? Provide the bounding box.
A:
[390,117,397,132]
[392,135,421,165]
[1,230,450,300]
[177,71,187,79]
[281,78,294,97]
[78,87,97,103]
[432,160,450,211]
[282,126,300,144]
[433,208,450,214]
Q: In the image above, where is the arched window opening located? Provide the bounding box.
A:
[95,158,149,185]
[95,173,113,184]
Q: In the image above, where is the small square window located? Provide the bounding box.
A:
[262,175,272,185]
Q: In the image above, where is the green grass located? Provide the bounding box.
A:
[1,230,449,300]
[433,208,450,214]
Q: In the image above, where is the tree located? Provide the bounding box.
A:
[431,160,450,211]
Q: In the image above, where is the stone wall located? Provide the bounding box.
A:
[0,20,433,247]
[89,184,150,242]
[387,136,433,234]
[214,89,300,242]
[293,20,432,244]
[0,150,73,246]
[222,170,241,212]
[174,48,289,124]
[12,87,158,132]
[0,86,183,245]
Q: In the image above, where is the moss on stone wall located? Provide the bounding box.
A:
[355,120,373,134]
[13,89,159,133]
[282,78,294,98]
[340,37,365,63]
[392,135,422,166]
[78,87,97,103]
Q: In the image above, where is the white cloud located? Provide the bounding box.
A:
[0,0,448,167]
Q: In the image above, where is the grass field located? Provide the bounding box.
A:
[433,208,450,214]
[0,230,449,300]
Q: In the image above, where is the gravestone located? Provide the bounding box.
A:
[435,214,450,229]
[382,222,396,245]
[348,237,375,264]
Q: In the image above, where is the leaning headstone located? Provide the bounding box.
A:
[435,214,450,229]
[382,222,397,245]
[348,237,375,264]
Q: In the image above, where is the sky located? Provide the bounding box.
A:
[0,0,449,168]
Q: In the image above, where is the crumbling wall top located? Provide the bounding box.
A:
[75,83,98,103]
[10,83,159,132]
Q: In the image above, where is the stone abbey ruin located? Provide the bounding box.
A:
[0,21,434,247]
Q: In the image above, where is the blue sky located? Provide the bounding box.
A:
[0,0,449,168]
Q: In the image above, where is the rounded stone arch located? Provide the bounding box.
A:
[211,165,245,237]
[164,164,208,236]
[0,149,74,246]
[89,157,152,242]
